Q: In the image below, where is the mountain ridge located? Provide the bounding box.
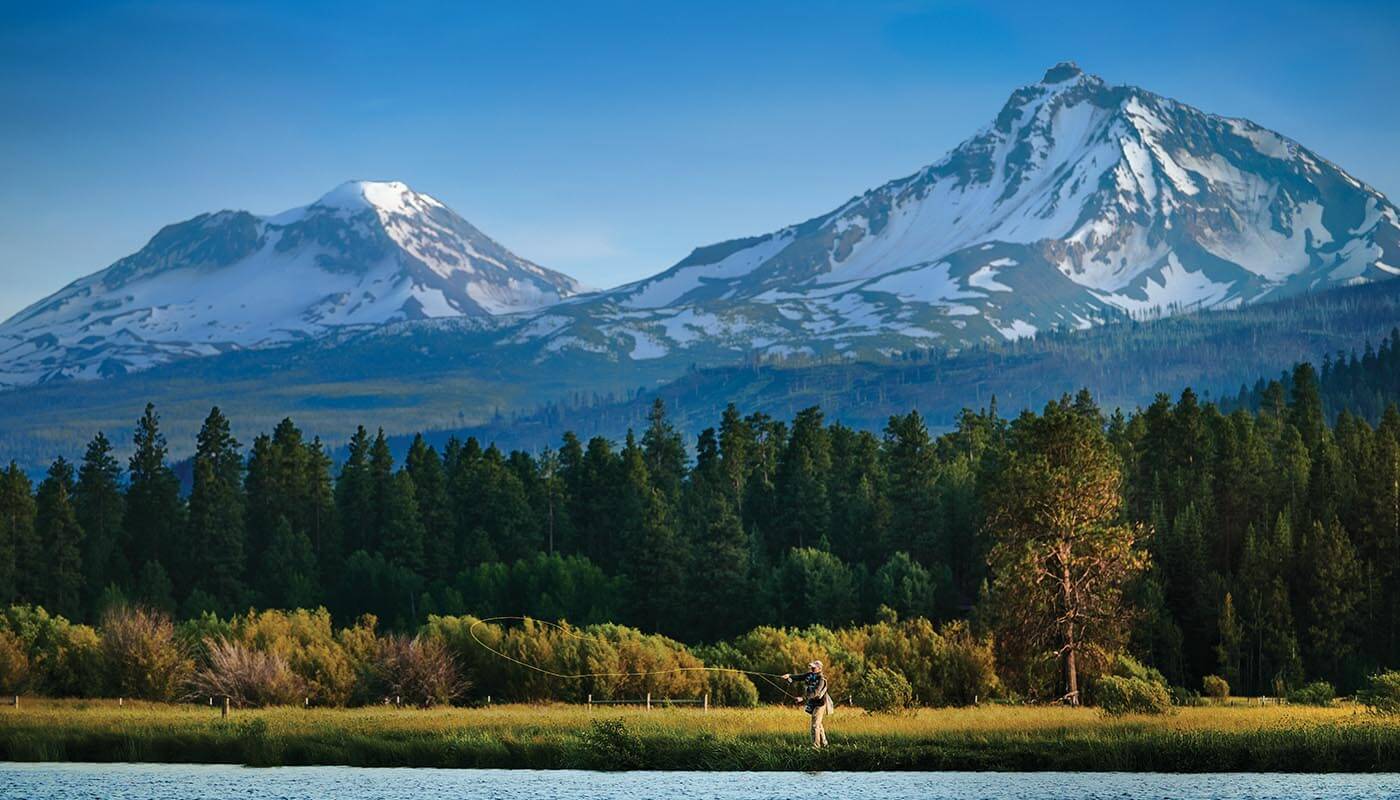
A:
[0,180,582,386]
[2,63,1398,401]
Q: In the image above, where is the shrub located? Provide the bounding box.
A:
[1170,686,1205,707]
[1359,670,1400,715]
[99,606,193,700]
[854,666,914,713]
[375,634,466,707]
[1287,681,1336,706]
[936,620,1001,706]
[706,669,758,708]
[0,605,103,697]
[190,639,305,707]
[1202,674,1230,700]
[579,718,644,769]
[1097,675,1172,715]
[233,608,356,705]
[0,628,29,694]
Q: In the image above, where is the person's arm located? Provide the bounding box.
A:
[781,671,811,683]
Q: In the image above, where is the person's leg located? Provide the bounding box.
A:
[811,703,827,748]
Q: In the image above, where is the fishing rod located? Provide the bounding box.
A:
[467,615,800,698]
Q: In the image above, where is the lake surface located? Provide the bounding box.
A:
[2,764,1398,800]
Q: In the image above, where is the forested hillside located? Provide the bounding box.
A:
[4,331,1400,699]
[443,278,1400,453]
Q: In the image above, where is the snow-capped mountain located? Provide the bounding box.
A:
[3,64,1399,389]
[0,181,582,385]
[516,61,1399,363]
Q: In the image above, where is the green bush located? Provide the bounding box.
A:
[934,620,1001,706]
[854,666,914,713]
[706,670,758,708]
[1287,681,1336,706]
[1097,675,1172,715]
[579,718,645,769]
[1170,686,1205,707]
[1202,674,1229,700]
[0,628,29,694]
[99,606,193,700]
[1359,670,1400,715]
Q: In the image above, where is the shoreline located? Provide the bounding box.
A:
[4,700,1400,773]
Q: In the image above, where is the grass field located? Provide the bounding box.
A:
[3,699,1400,771]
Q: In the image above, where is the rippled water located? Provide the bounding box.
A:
[2,764,1398,800]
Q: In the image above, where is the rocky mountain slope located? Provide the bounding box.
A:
[2,63,1398,392]
[519,61,1398,364]
[0,181,582,386]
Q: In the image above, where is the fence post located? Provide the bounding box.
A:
[486,695,491,707]
[703,693,709,713]
[304,697,309,709]
[646,692,651,711]
[119,697,124,707]
[221,697,230,718]
[587,693,592,711]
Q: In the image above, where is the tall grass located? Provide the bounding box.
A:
[3,699,1399,771]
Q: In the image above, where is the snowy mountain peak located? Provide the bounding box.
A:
[0,181,583,386]
[581,64,1400,364]
[1040,61,1084,84]
[311,180,441,217]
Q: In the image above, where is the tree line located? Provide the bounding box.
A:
[3,333,1400,699]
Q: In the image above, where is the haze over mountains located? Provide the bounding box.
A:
[1,63,1398,465]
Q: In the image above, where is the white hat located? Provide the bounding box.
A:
[809,660,822,671]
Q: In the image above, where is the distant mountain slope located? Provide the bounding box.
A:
[0,181,582,386]
[425,278,1400,454]
[516,61,1398,364]
[3,277,1397,473]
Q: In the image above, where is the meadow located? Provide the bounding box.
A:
[3,699,1399,772]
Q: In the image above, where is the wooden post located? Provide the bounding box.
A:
[119,697,124,707]
[304,697,309,708]
[208,696,212,706]
[395,695,401,707]
[587,693,592,711]
[703,693,709,713]
[646,692,651,711]
[221,697,230,718]
[486,695,491,706]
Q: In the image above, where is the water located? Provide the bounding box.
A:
[2,764,1398,800]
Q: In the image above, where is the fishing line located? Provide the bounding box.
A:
[468,615,799,698]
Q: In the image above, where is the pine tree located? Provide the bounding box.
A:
[1301,518,1362,683]
[36,458,84,617]
[75,432,127,612]
[257,517,318,610]
[986,396,1148,704]
[125,403,184,581]
[405,434,454,580]
[1216,592,1244,691]
[381,471,426,573]
[368,428,395,546]
[336,426,375,555]
[0,462,38,605]
[186,407,247,612]
[773,407,830,553]
[619,432,683,634]
[641,398,686,505]
[883,410,940,565]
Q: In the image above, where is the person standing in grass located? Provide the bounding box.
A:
[783,660,834,748]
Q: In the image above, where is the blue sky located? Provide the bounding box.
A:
[1,0,1397,319]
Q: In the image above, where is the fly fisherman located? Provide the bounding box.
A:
[782,660,834,748]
